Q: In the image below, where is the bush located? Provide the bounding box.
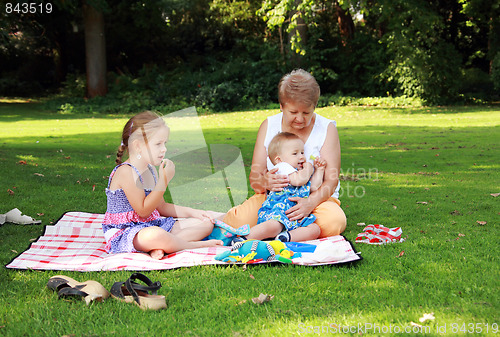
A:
[318,94,423,107]
[460,67,495,101]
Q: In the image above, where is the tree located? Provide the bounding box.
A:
[83,0,107,97]
[460,0,500,74]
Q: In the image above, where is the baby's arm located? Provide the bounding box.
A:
[310,157,326,191]
[288,162,314,187]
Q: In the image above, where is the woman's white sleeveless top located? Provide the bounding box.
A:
[263,112,340,199]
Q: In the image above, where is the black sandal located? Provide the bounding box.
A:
[47,275,110,305]
[110,273,166,310]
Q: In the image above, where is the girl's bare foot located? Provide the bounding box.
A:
[149,249,164,260]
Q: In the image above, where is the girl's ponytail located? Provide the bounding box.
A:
[116,143,126,165]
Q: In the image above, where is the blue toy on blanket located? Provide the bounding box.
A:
[204,220,250,246]
[215,239,304,264]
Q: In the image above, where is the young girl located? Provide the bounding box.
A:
[102,111,223,259]
[237,132,325,243]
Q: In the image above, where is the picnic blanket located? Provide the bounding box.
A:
[6,212,361,271]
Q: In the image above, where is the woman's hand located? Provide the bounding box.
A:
[285,196,315,222]
[265,167,289,192]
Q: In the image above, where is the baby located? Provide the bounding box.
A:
[238,132,325,243]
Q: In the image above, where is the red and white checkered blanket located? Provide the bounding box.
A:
[6,212,361,271]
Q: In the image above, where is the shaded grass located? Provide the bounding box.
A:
[0,102,499,336]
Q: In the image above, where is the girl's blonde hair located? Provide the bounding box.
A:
[116,110,166,165]
[268,132,300,165]
[278,69,320,108]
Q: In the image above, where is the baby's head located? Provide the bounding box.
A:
[116,110,168,165]
[278,69,320,110]
[268,132,306,169]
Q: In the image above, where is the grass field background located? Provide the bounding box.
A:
[0,102,498,336]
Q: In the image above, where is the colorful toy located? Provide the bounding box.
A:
[215,239,301,264]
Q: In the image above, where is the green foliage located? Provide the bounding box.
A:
[1,0,497,105]
[44,42,285,113]
[380,0,463,104]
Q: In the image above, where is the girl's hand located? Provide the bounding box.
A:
[285,196,316,222]
[265,167,289,192]
[159,159,175,186]
[191,209,217,223]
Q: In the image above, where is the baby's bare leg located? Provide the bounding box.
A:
[246,219,283,240]
[289,223,321,242]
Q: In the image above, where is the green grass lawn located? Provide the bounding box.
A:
[0,102,499,336]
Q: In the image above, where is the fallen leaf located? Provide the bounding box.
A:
[356,222,366,226]
[11,250,18,254]
[450,210,461,215]
[416,201,428,204]
[458,233,465,237]
[476,221,487,226]
[34,173,44,177]
[410,322,423,328]
[237,300,247,305]
[393,205,397,209]
[17,160,27,165]
[92,185,96,192]
[252,293,274,304]
[37,213,44,216]
[419,312,435,323]
[7,189,14,195]
[249,274,255,280]
[64,156,71,160]
[491,193,500,197]
[397,251,405,258]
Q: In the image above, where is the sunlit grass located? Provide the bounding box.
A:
[0,103,499,336]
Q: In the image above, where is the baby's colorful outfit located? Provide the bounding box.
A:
[257,162,316,231]
[102,163,175,254]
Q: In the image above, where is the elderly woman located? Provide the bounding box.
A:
[224,69,346,239]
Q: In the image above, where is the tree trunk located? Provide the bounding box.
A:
[288,0,307,67]
[335,1,354,46]
[83,1,107,98]
[489,15,500,74]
